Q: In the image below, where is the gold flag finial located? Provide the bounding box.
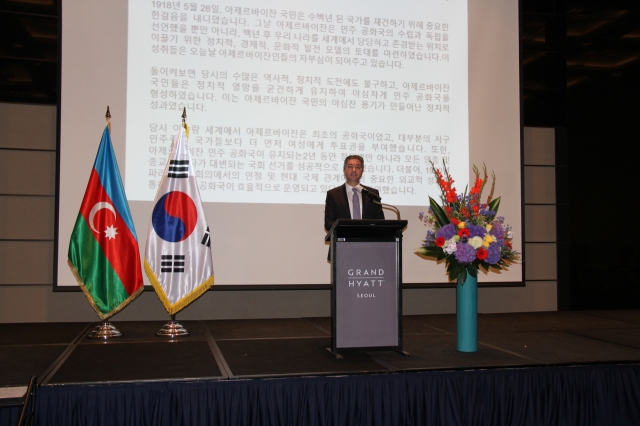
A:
[105,106,111,132]
[182,108,189,137]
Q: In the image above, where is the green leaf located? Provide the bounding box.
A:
[429,196,450,227]
[424,246,443,255]
[447,259,464,283]
[446,258,458,273]
[488,197,501,215]
[415,247,429,256]
[427,247,447,261]
[467,266,478,279]
[417,246,444,258]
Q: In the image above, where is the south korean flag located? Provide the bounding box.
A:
[144,123,214,314]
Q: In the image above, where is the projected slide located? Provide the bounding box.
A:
[59,0,522,287]
[126,0,469,204]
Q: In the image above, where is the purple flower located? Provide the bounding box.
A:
[467,224,486,238]
[505,223,513,235]
[423,230,435,246]
[455,242,477,263]
[490,222,505,240]
[436,223,457,240]
[486,243,501,264]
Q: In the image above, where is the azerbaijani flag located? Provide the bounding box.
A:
[68,125,144,319]
[145,123,214,315]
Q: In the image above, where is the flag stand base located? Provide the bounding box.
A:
[88,321,122,339]
[157,316,189,337]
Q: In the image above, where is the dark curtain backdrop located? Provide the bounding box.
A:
[522,0,640,309]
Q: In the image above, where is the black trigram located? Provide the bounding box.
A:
[161,255,185,273]
[201,226,211,248]
[168,160,189,178]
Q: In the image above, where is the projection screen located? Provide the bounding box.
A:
[57,0,522,287]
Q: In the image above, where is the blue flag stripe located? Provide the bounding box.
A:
[92,126,138,240]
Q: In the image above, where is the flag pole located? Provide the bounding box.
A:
[87,106,124,340]
[156,108,191,338]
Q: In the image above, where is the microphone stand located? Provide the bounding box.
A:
[373,200,401,220]
[360,188,401,220]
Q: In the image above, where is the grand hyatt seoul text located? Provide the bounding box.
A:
[347,269,384,287]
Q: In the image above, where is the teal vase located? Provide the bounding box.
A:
[456,271,478,352]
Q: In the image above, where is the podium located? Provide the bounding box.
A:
[325,219,408,356]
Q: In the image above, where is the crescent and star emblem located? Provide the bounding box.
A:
[89,202,118,240]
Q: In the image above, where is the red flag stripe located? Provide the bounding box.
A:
[79,169,142,295]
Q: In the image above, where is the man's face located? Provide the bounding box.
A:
[344,158,363,186]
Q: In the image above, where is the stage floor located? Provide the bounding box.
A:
[2,310,640,389]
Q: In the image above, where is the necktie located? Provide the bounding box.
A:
[352,188,361,219]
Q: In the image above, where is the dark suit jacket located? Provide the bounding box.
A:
[324,183,385,232]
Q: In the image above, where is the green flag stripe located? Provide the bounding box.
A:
[68,214,131,315]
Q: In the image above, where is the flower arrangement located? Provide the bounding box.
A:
[417,160,519,284]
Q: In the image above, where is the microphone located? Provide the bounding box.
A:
[358,186,382,201]
[357,185,401,220]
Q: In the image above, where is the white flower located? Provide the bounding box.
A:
[443,239,457,254]
[507,230,513,239]
[468,236,483,249]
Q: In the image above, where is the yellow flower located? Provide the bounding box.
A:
[482,235,493,247]
[457,221,466,229]
[485,224,493,232]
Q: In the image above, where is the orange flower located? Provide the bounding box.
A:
[470,177,483,196]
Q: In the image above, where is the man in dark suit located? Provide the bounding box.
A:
[324,155,385,232]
